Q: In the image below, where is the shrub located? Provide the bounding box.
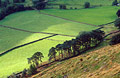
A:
[109,33,120,45]
[112,0,118,6]
[116,9,120,17]
[84,2,90,8]
[114,18,120,29]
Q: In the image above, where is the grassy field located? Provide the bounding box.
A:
[48,0,113,5]
[41,6,119,25]
[0,10,97,77]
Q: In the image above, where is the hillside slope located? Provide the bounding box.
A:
[32,43,120,78]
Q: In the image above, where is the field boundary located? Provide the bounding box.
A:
[39,12,98,27]
[0,34,57,56]
[39,12,114,27]
[0,25,76,37]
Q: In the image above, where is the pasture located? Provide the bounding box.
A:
[48,0,113,5]
[41,6,119,25]
[0,10,97,77]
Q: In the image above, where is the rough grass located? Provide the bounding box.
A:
[0,10,97,77]
[41,6,119,25]
[32,44,120,78]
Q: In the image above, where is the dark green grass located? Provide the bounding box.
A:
[41,6,119,25]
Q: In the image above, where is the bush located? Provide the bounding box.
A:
[114,18,120,29]
[84,2,90,8]
[112,0,118,6]
[109,33,120,45]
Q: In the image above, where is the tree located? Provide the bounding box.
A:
[112,0,118,6]
[32,0,46,10]
[114,18,120,29]
[27,52,44,67]
[56,44,62,59]
[35,2,46,10]
[59,4,66,9]
[109,33,120,45]
[0,0,1,7]
[27,65,37,75]
[84,2,90,8]
[62,41,72,58]
[48,47,57,61]
[116,9,120,17]
[13,0,19,3]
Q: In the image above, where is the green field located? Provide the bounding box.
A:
[0,10,97,77]
[41,6,119,25]
[48,0,113,5]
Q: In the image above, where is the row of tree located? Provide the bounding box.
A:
[0,0,25,7]
[48,29,105,62]
[59,2,90,10]
[0,0,47,20]
[0,4,26,20]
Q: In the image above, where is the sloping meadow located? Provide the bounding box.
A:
[0,10,97,77]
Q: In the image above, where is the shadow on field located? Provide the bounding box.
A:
[0,34,57,56]
[0,10,75,54]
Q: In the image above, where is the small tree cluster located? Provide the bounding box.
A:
[0,0,9,7]
[48,30,104,61]
[27,52,44,75]
[112,0,118,6]
[0,4,25,20]
[32,0,46,10]
[59,4,66,9]
[84,2,90,8]
[109,33,120,45]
